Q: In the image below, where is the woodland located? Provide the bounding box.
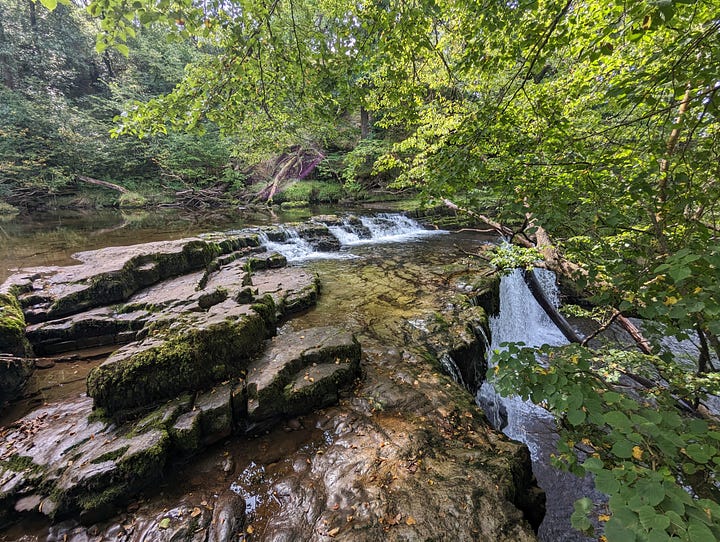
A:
[2,0,720,540]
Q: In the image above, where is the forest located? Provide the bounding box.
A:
[2,0,720,540]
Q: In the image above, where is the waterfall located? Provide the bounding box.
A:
[257,213,445,261]
[477,268,598,542]
[476,268,565,457]
[256,226,324,262]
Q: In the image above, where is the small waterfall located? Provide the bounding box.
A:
[256,226,321,262]
[326,217,369,244]
[477,268,565,457]
[257,214,445,260]
[476,268,599,542]
[439,353,467,390]
[359,213,442,242]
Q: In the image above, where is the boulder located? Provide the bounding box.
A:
[246,327,361,428]
[0,355,34,406]
[0,293,32,357]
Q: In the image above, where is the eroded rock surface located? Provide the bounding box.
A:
[0,327,360,525]
[0,217,542,541]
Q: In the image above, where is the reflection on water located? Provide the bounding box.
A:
[0,207,333,282]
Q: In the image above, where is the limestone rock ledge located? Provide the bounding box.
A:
[0,326,361,526]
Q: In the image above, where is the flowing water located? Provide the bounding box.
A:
[477,269,602,542]
[1,208,592,539]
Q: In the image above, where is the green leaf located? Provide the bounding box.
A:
[638,505,670,531]
[39,0,58,9]
[567,407,586,426]
[611,440,635,459]
[687,519,715,541]
[604,516,637,542]
[595,470,620,494]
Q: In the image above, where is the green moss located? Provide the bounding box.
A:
[0,454,40,474]
[0,293,32,357]
[118,191,147,208]
[90,446,129,464]
[274,180,344,204]
[88,313,269,414]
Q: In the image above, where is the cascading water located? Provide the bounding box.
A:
[256,226,327,262]
[477,268,600,542]
[258,213,445,261]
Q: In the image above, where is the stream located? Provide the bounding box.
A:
[0,207,591,540]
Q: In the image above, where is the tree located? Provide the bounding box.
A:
[48,0,720,538]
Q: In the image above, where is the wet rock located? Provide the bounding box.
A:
[2,234,260,324]
[0,396,170,525]
[26,306,149,355]
[0,354,34,406]
[246,327,361,428]
[0,292,33,357]
[86,303,271,415]
[171,408,202,456]
[196,384,233,446]
[207,490,245,542]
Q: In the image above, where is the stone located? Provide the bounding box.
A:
[86,303,270,414]
[0,354,34,405]
[0,293,33,358]
[246,327,361,427]
[207,490,246,542]
[0,396,171,525]
[195,384,233,446]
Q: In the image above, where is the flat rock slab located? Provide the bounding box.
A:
[2,234,260,324]
[246,327,361,427]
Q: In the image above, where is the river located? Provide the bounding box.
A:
[0,207,588,541]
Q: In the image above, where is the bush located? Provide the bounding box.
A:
[275,180,344,204]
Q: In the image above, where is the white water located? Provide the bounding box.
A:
[260,213,445,261]
[257,225,349,262]
[476,269,598,542]
[477,269,566,459]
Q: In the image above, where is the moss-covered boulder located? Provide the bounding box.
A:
[246,327,361,428]
[0,293,32,357]
[87,303,271,415]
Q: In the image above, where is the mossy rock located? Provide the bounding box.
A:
[0,293,32,357]
[87,307,271,415]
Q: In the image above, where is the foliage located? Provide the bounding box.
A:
[273,180,344,204]
[488,244,542,274]
[33,0,720,539]
[493,342,720,541]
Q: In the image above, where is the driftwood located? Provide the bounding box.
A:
[76,175,128,194]
[522,269,583,343]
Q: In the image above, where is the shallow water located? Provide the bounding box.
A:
[1,208,506,540]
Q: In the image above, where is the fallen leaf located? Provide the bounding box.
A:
[406,516,417,525]
[332,503,340,510]
[158,518,171,530]
[328,527,340,537]
[247,525,255,534]
[346,515,353,522]
[191,507,202,518]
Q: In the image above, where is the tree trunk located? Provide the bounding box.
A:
[76,175,129,194]
[360,107,370,139]
[522,269,583,344]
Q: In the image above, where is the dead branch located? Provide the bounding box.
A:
[76,175,129,194]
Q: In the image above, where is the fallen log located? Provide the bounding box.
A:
[522,269,583,344]
[76,175,128,194]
